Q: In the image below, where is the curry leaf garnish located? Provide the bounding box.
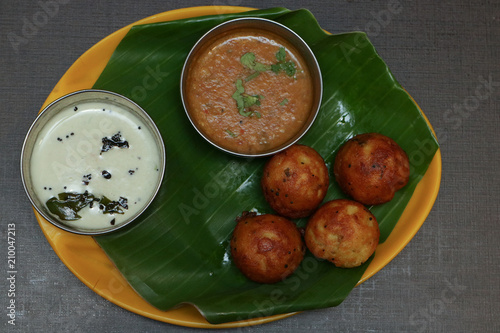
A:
[46,191,128,221]
[232,79,262,118]
[99,196,127,215]
[46,191,96,221]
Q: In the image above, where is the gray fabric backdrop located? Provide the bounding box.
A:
[1,0,499,332]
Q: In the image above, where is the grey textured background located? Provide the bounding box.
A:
[1,0,499,332]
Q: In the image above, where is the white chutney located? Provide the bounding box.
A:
[30,101,162,230]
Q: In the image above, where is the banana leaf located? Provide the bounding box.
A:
[93,7,439,324]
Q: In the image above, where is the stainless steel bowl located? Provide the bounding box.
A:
[180,17,323,157]
[20,89,166,235]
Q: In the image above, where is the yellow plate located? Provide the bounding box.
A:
[34,6,442,329]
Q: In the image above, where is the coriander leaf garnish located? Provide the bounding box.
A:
[276,47,286,62]
[271,47,297,77]
[280,98,289,106]
[232,79,249,116]
[245,71,261,82]
[252,111,262,118]
[234,78,245,94]
[240,52,255,69]
[282,61,297,76]
[241,52,270,74]
[243,94,261,108]
[232,79,262,118]
[225,129,238,138]
[233,48,297,116]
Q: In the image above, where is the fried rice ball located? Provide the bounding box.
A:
[261,144,329,219]
[305,199,379,268]
[333,133,410,205]
[230,212,305,284]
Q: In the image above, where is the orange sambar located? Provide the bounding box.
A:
[185,29,314,155]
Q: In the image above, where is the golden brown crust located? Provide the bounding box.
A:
[333,133,410,205]
[304,199,379,268]
[231,214,305,283]
[261,144,329,218]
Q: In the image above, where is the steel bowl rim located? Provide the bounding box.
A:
[20,89,166,236]
[180,17,323,158]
